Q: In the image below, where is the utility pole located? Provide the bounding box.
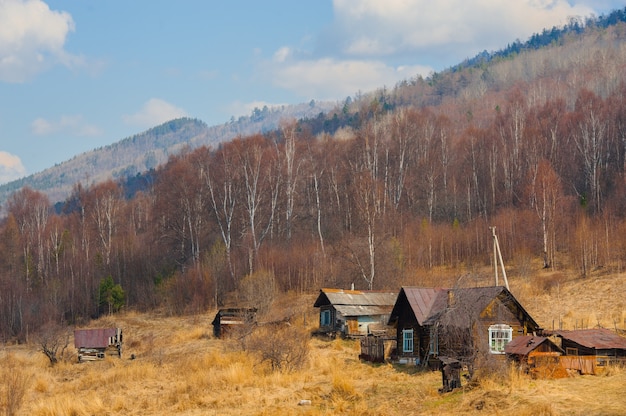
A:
[490,226,509,290]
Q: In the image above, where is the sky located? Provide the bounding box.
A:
[0,0,624,185]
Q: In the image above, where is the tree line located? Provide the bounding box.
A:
[3,22,626,342]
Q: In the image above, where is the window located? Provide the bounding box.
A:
[403,329,414,353]
[489,324,512,354]
[320,309,331,327]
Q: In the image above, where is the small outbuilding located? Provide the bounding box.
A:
[505,335,565,378]
[550,328,626,358]
[547,328,626,374]
[212,308,257,338]
[74,328,123,362]
[313,288,397,337]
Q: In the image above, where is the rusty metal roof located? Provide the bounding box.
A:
[390,286,540,330]
[504,335,563,356]
[74,328,120,348]
[401,287,443,325]
[552,328,626,350]
[313,288,398,309]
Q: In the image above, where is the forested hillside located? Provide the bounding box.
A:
[2,13,626,342]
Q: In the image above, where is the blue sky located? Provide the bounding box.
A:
[0,0,624,185]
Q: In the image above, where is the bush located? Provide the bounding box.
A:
[245,324,309,372]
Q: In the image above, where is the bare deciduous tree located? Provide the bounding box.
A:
[38,323,70,366]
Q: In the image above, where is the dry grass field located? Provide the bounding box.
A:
[2,267,626,415]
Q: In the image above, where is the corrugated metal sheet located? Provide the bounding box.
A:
[74,328,119,348]
[314,289,397,309]
[504,335,561,356]
[553,328,626,350]
[319,289,397,307]
[403,287,444,325]
[334,304,393,317]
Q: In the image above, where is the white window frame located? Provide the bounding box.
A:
[320,309,331,327]
[489,324,513,354]
[402,329,414,353]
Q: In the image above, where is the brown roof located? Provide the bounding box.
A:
[552,328,626,350]
[504,335,563,356]
[390,286,540,330]
[74,328,120,349]
[402,287,442,325]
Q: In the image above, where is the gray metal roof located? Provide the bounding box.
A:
[314,288,398,308]
[334,304,393,317]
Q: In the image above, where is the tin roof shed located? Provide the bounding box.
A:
[74,328,121,349]
[550,328,626,354]
[504,335,563,356]
[313,288,398,337]
[313,288,398,317]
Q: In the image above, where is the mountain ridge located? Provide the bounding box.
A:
[0,101,336,208]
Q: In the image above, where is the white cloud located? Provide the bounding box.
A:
[122,98,188,129]
[0,151,26,184]
[272,58,431,100]
[273,47,292,63]
[331,0,595,59]
[261,0,603,101]
[0,0,79,83]
[31,115,102,137]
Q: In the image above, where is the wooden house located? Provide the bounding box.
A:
[212,308,257,338]
[74,328,123,362]
[313,288,397,337]
[387,286,541,367]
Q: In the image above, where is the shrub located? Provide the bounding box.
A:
[245,324,310,372]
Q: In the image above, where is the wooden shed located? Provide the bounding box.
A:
[212,308,257,338]
[547,328,626,374]
[505,335,565,378]
[74,328,123,362]
[550,328,626,358]
[313,288,397,337]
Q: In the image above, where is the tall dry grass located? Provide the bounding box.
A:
[2,273,626,416]
[0,352,32,416]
